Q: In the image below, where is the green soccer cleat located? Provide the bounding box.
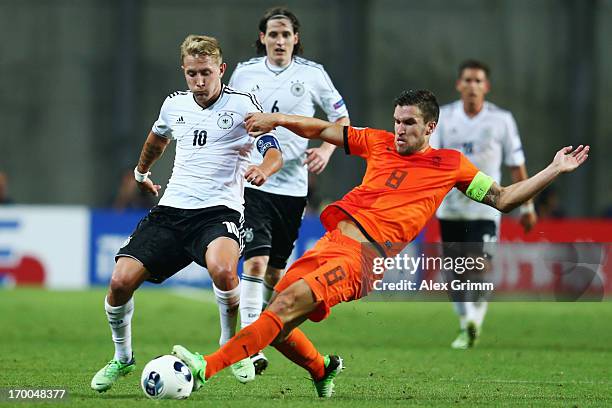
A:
[231,357,256,383]
[313,355,344,398]
[90,356,136,392]
[451,321,480,349]
[172,345,207,391]
[451,330,470,349]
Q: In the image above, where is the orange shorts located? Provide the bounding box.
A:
[275,229,378,322]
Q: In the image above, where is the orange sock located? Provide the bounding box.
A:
[274,328,325,380]
[204,310,282,379]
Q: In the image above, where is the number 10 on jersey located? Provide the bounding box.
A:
[193,130,207,146]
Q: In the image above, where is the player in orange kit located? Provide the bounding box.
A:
[171,90,590,398]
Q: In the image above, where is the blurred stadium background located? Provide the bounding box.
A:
[1,0,611,405]
[1,0,610,287]
[1,0,610,212]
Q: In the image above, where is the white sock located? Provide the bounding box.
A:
[453,301,468,329]
[240,274,263,329]
[472,301,488,328]
[459,315,468,330]
[105,296,134,363]
[262,281,275,310]
[465,301,478,324]
[213,282,240,346]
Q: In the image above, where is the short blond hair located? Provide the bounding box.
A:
[180,35,223,64]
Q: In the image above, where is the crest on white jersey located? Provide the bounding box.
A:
[217,112,234,129]
[290,80,305,97]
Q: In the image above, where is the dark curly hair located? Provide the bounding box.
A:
[254,6,304,56]
[393,90,440,123]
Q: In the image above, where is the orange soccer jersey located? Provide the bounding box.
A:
[201,126,487,380]
[276,126,482,322]
[320,126,481,250]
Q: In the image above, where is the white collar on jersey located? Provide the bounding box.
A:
[264,58,293,75]
[192,84,225,110]
[458,100,490,121]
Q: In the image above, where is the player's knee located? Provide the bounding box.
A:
[208,261,238,289]
[110,267,138,296]
[108,258,147,304]
[244,256,268,278]
[268,291,297,320]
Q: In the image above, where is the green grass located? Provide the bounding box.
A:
[1,288,611,407]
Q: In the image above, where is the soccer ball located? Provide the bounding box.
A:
[140,355,193,399]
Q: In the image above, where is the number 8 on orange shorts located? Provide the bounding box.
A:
[274,229,379,322]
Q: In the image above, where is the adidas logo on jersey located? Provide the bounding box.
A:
[176,116,185,124]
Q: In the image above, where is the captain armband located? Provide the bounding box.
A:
[256,135,281,156]
[465,171,494,202]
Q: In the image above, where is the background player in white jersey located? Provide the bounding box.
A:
[228,7,350,373]
[90,34,283,392]
[430,60,538,349]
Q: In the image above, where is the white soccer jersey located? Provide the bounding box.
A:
[151,85,270,214]
[229,56,349,197]
[431,100,525,222]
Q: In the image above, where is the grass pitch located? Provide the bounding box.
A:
[1,288,610,407]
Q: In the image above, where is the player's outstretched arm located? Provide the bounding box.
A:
[134,131,171,196]
[481,145,589,213]
[305,116,350,174]
[245,113,345,146]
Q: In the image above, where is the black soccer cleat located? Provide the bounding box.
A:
[251,352,269,375]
